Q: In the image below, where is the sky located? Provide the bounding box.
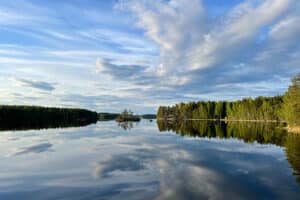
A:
[0,0,299,113]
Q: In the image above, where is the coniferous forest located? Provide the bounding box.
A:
[157,96,283,121]
[283,74,300,128]
[0,105,98,130]
[157,73,300,130]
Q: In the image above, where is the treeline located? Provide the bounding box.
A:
[98,112,120,121]
[157,73,300,128]
[141,114,156,119]
[157,96,283,121]
[99,112,156,121]
[0,105,98,130]
[283,73,300,128]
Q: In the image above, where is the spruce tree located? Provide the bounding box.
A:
[283,73,300,127]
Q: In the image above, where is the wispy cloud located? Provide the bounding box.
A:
[119,0,296,74]
[14,78,55,92]
[0,0,299,112]
[110,0,300,99]
[96,58,147,79]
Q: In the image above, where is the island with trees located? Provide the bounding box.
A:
[115,109,141,122]
[98,112,156,121]
[157,73,300,133]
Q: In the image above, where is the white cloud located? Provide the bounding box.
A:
[111,0,299,101]
[118,0,207,75]
[0,0,299,112]
[269,15,300,42]
[118,0,294,77]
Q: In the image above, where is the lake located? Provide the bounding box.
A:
[0,120,300,200]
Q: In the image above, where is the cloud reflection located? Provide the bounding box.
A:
[8,142,53,157]
[1,121,300,199]
[92,155,146,178]
[88,133,300,200]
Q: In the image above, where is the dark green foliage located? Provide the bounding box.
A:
[157,73,300,128]
[157,106,181,121]
[285,133,300,183]
[115,109,141,122]
[141,114,156,119]
[98,112,119,121]
[157,96,283,121]
[118,121,135,130]
[157,120,287,147]
[283,73,300,127]
[98,112,156,121]
[0,105,98,130]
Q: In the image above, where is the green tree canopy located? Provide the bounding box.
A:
[283,73,300,127]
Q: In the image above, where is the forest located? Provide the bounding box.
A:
[157,73,300,129]
[0,105,98,130]
[157,96,283,121]
[141,114,157,119]
[98,112,120,121]
[0,106,155,130]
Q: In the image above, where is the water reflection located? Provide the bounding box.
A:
[285,134,300,183]
[118,121,140,130]
[157,120,300,184]
[157,120,288,145]
[0,120,300,199]
[92,154,147,178]
[0,118,97,131]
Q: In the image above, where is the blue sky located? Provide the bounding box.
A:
[0,0,299,113]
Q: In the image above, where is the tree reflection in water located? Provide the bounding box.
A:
[285,134,300,183]
[118,121,138,130]
[157,120,300,183]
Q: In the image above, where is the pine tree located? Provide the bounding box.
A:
[283,73,300,127]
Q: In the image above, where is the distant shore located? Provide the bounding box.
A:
[0,105,98,130]
[187,118,282,123]
[157,118,283,123]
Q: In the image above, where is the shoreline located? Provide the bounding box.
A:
[184,119,282,123]
[157,118,284,123]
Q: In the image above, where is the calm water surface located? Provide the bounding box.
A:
[0,120,300,200]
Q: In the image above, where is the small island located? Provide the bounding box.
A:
[115,109,141,122]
